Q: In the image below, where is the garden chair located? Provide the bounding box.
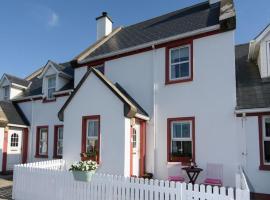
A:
[167,162,185,182]
[203,163,223,186]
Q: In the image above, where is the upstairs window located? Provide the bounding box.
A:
[167,117,195,163]
[47,76,56,99]
[166,43,193,84]
[3,86,9,100]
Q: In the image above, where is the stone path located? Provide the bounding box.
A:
[0,175,13,200]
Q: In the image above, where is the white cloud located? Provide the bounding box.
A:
[48,12,59,27]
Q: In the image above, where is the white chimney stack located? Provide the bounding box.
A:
[96,12,113,40]
[209,0,220,4]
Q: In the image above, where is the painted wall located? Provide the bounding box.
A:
[63,73,129,176]
[17,96,68,162]
[257,32,270,78]
[74,66,87,87]
[10,87,23,100]
[239,116,270,194]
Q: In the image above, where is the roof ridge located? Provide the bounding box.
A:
[124,1,209,29]
[5,73,28,81]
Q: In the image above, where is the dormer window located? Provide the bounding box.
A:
[3,86,9,100]
[47,76,56,99]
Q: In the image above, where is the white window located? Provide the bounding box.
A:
[47,76,56,99]
[57,127,63,156]
[39,128,48,155]
[263,117,270,165]
[10,133,19,147]
[3,86,9,100]
[86,119,99,154]
[170,120,193,160]
[169,45,191,81]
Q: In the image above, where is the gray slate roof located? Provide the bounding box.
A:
[82,1,220,61]
[235,44,270,109]
[0,101,29,126]
[5,74,30,87]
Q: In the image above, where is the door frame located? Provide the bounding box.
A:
[130,119,146,177]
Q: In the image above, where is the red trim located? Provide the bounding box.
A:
[35,126,49,158]
[81,115,100,163]
[139,120,146,177]
[236,112,270,117]
[258,115,270,171]
[53,125,63,159]
[165,40,193,85]
[15,97,43,103]
[251,192,270,200]
[54,93,70,98]
[77,30,220,68]
[2,130,8,173]
[130,125,133,176]
[42,98,56,103]
[22,128,29,163]
[167,117,195,164]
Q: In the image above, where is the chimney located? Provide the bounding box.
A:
[209,0,220,4]
[96,12,113,40]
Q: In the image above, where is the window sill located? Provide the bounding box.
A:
[165,77,193,85]
[35,155,48,158]
[259,165,270,171]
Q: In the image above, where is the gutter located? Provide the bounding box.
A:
[79,25,220,65]
[12,94,43,102]
[7,124,28,128]
[53,89,73,95]
[235,107,270,114]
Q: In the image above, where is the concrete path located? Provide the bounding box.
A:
[0,175,12,200]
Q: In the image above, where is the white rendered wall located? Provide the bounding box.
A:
[257,32,270,78]
[239,116,270,194]
[74,67,87,87]
[0,127,4,171]
[63,73,128,176]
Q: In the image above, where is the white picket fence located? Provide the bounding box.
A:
[12,160,250,200]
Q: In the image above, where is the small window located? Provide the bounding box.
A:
[167,117,195,163]
[10,133,19,147]
[3,86,9,100]
[86,119,99,153]
[54,126,63,158]
[47,76,56,99]
[36,127,48,157]
[263,117,270,165]
[169,45,191,81]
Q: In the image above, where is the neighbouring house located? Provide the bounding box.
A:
[0,0,269,198]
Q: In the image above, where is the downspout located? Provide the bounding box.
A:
[152,44,157,176]
[241,113,247,169]
[29,98,35,162]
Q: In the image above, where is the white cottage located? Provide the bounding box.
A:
[0,0,269,198]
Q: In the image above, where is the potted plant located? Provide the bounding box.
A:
[69,160,98,182]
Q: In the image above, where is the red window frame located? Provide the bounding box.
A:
[167,117,195,164]
[54,125,63,159]
[81,115,100,163]
[258,115,270,171]
[165,40,193,85]
[35,126,49,158]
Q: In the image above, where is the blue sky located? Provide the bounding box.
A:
[0,0,269,78]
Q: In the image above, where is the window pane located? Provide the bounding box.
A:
[48,77,56,88]
[173,123,182,138]
[57,141,63,155]
[265,118,270,137]
[58,127,63,139]
[171,49,180,63]
[171,141,192,157]
[182,123,190,138]
[87,139,98,153]
[180,63,190,77]
[171,64,180,79]
[48,88,55,99]
[88,120,98,137]
[264,141,270,163]
[180,47,189,62]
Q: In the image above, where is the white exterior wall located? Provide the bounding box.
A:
[63,73,129,176]
[103,31,238,186]
[74,67,87,87]
[238,116,270,194]
[257,33,270,78]
[0,127,4,171]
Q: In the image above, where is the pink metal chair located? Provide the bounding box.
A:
[203,163,223,186]
[167,162,185,182]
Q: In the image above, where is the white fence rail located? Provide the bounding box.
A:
[12,160,250,200]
